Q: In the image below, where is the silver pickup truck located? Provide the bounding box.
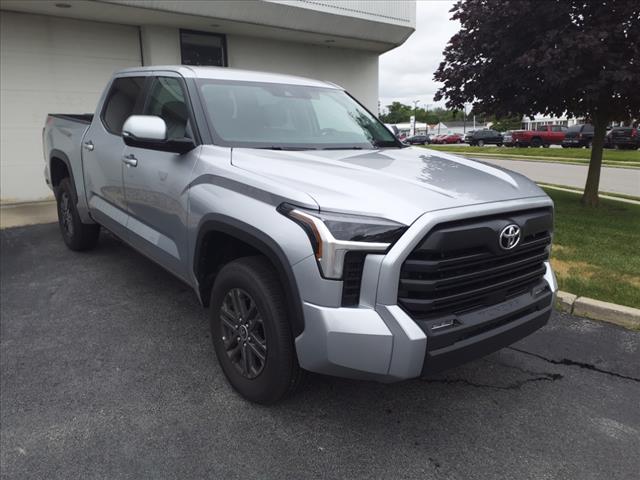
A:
[43,66,557,404]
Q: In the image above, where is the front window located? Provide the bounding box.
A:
[197,80,400,149]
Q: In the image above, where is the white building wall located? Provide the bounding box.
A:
[140,25,181,65]
[0,11,141,203]
[227,35,379,112]
[139,28,379,113]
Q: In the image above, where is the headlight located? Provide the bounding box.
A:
[278,203,407,279]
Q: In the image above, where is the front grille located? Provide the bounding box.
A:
[398,208,552,319]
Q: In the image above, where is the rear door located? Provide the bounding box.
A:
[83,75,145,238]
[551,125,566,143]
[122,74,200,281]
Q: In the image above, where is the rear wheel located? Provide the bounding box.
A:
[210,256,304,404]
[55,178,100,251]
[531,138,542,148]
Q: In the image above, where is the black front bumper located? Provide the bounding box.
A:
[420,285,553,375]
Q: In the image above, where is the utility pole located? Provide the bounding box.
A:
[463,103,467,134]
[411,100,419,137]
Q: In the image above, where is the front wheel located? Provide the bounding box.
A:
[477,140,484,147]
[210,256,304,404]
[55,178,100,251]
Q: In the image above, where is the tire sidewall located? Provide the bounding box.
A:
[56,179,81,248]
[210,261,293,403]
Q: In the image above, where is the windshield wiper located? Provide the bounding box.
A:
[371,139,402,148]
[321,146,363,150]
[256,146,316,151]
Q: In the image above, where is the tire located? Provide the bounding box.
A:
[531,138,542,148]
[55,178,100,251]
[496,143,503,147]
[586,141,592,149]
[477,140,484,147]
[209,256,304,404]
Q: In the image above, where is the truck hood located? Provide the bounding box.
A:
[231,146,546,225]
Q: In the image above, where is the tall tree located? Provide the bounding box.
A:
[434,0,639,206]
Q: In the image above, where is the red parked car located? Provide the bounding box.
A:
[440,133,463,144]
[511,125,567,147]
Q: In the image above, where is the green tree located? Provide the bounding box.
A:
[489,116,523,132]
[434,0,640,206]
[379,101,413,123]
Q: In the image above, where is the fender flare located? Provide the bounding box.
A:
[194,214,305,337]
[50,149,78,204]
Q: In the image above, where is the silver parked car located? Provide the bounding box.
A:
[43,66,557,403]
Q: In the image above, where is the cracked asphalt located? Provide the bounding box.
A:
[2,223,639,480]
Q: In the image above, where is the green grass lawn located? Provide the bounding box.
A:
[425,145,640,165]
[544,188,640,309]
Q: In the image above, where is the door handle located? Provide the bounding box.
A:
[122,154,138,167]
[83,141,94,151]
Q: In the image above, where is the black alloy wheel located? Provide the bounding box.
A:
[219,288,267,379]
[59,190,75,238]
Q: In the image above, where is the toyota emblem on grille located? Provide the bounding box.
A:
[499,224,521,250]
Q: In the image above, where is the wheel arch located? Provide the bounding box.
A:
[194,214,305,337]
[49,149,78,203]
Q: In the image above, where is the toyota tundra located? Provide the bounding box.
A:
[43,66,557,403]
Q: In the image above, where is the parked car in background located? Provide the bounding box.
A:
[439,133,463,144]
[465,129,503,146]
[604,126,639,150]
[405,134,430,145]
[561,124,594,148]
[502,131,514,147]
[430,134,445,144]
[511,125,567,148]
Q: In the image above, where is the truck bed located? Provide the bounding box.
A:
[49,113,94,124]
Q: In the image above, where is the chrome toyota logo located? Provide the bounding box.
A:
[499,224,521,250]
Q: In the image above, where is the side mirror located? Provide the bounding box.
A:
[122,115,195,154]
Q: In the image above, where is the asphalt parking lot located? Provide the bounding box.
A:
[2,223,639,480]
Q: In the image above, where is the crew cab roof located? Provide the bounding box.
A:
[115,65,342,89]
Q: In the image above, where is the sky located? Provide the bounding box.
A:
[379,0,459,113]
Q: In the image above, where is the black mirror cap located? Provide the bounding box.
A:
[123,133,195,154]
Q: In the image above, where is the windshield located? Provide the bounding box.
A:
[197,80,400,150]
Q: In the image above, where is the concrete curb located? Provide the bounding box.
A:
[555,290,640,331]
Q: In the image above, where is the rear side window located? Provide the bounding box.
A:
[143,77,191,140]
[101,77,145,135]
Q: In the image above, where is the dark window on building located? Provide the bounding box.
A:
[180,30,227,67]
[101,76,145,135]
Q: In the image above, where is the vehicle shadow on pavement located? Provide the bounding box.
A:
[2,223,639,480]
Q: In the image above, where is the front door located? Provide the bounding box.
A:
[83,75,145,238]
[122,75,199,281]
